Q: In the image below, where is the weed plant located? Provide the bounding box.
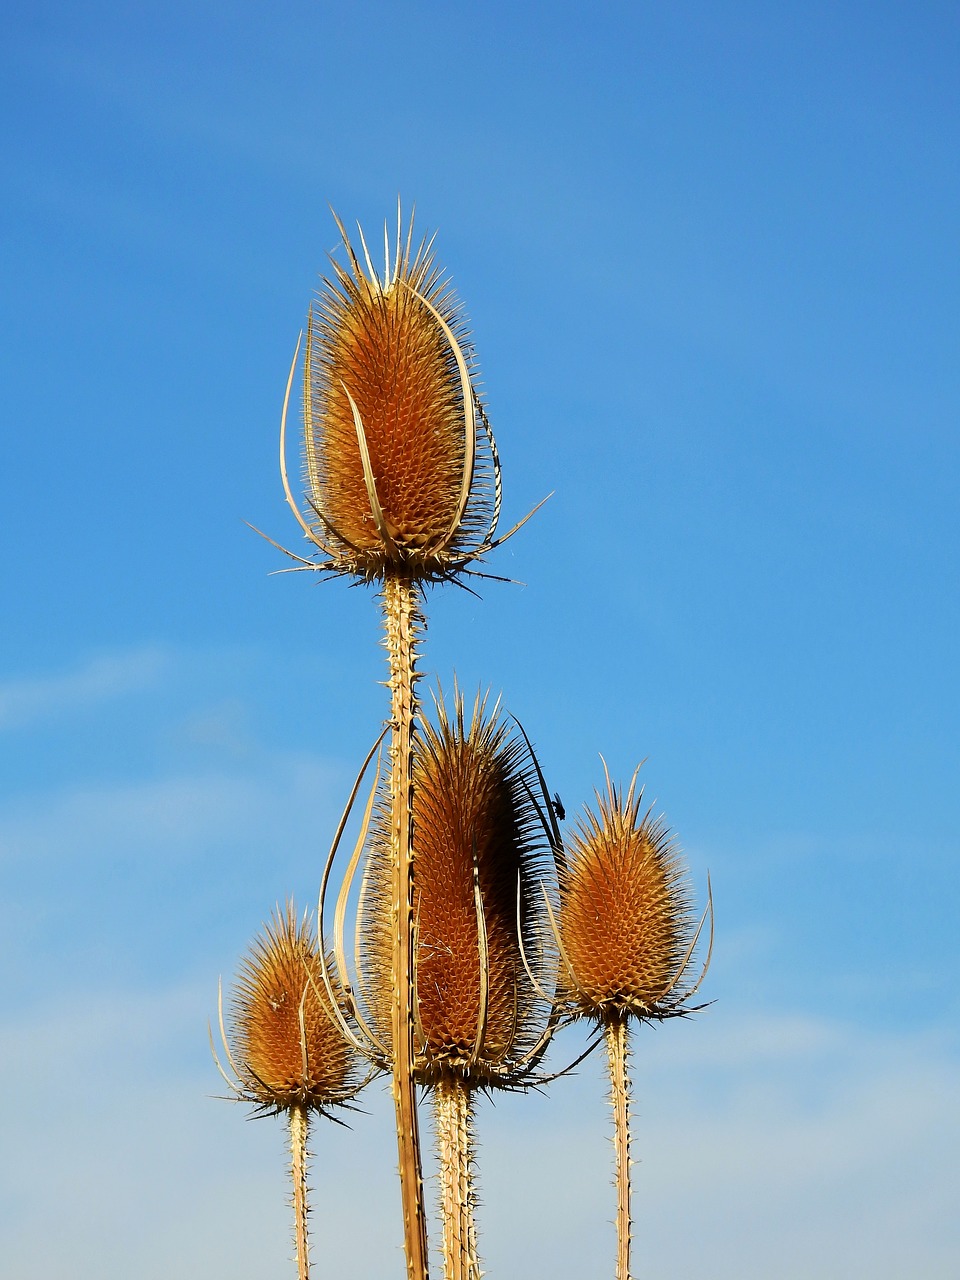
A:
[214,206,712,1280]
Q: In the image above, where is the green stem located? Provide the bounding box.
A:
[381,572,430,1280]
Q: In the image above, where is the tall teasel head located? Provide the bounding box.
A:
[326,691,559,1085]
[554,766,712,1023]
[212,901,362,1115]
[277,207,508,584]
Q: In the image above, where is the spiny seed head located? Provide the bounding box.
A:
[226,901,359,1114]
[361,691,555,1084]
[297,207,500,582]
[558,771,698,1022]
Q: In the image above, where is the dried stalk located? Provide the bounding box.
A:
[381,571,430,1280]
[433,1074,482,1280]
[605,1015,632,1280]
[290,1103,311,1280]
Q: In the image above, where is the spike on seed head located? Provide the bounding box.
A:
[224,901,360,1114]
[359,689,557,1085]
[557,771,701,1021]
[293,207,501,583]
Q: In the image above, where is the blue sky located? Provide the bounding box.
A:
[2,2,958,1276]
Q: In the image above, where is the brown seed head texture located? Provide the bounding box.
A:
[361,693,553,1082]
[228,902,358,1113]
[301,212,498,581]
[558,774,696,1020]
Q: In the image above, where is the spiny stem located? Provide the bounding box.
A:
[605,1014,633,1280]
[290,1104,311,1280]
[381,572,430,1280]
[433,1074,482,1280]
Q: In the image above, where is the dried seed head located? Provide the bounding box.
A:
[360,691,555,1084]
[292,208,500,582]
[225,902,359,1114]
[557,771,699,1021]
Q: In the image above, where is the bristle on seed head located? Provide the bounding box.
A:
[219,901,360,1115]
[557,769,705,1022]
[285,206,502,584]
[359,689,558,1085]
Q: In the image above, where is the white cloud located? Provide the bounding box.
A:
[1,993,957,1280]
[0,648,169,731]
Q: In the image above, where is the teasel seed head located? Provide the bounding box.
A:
[356,689,559,1085]
[213,901,362,1116]
[555,765,711,1023]
[274,205,510,585]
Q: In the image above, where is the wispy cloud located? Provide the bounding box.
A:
[481,1012,960,1280]
[0,648,169,731]
[1,995,956,1279]
[0,749,339,868]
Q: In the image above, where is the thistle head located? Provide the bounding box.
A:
[556,766,708,1023]
[215,901,361,1115]
[359,690,557,1085]
[282,206,501,584]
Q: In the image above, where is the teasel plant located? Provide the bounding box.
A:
[211,901,366,1280]
[253,204,545,1280]
[547,765,713,1280]
[316,689,563,1280]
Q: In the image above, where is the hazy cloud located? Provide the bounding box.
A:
[1,992,956,1279]
[0,648,170,731]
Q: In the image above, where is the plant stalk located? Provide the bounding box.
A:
[433,1073,482,1280]
[381,572,430,1280]
[605,1013,633,1280]
[289,1103,311,1280]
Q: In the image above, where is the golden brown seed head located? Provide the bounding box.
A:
[558,774,696,1021]
[227,902,358,1113]
[300,210,499,581]
[360,692,555,1084]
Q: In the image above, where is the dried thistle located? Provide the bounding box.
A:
[359,689,558,1085]
[552,766,712,1280]
[258,207,545,1280]
[260,205,540,1280]
[320,691,559,1280]
[212,902,363,1280]
[270,206,532,586]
